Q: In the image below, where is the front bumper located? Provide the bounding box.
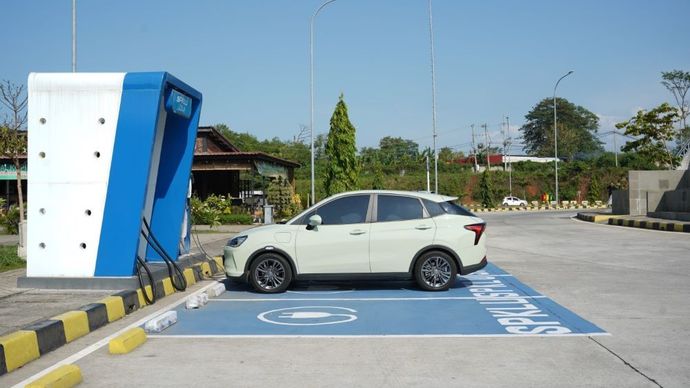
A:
[223,246,247,279]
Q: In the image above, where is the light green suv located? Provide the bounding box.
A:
[224,190,488,293]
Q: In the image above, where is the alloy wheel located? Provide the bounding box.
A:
[255,258,286,290]
[420,256,452,288]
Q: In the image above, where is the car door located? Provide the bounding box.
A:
[369,194,436,273]
[295,194,372,274]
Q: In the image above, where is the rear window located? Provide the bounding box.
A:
[439,201,476,217]
[422,199,445,217]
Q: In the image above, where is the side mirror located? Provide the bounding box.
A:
[306,214,322,230]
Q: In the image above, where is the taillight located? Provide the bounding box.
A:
[464,223,486,245]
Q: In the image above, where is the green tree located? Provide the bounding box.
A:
[617,103,679,169]
[0,80,27,227]
[520,98,603,160]
[588,173,602,202]
[371,159,385,190]
[267,177,297,217]
[379,136,419,173]
[661,70,690,143]
[215,123,260,151]
[323,94,359,196]
[478,170,495,208]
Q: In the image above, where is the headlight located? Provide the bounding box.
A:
[228,235,248,247]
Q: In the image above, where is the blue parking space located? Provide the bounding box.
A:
[155,263,606,337]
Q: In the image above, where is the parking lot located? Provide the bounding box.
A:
[4,210,690,387]
[156,262,605,337]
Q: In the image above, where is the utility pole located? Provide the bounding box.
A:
[426,155,431,192]
[506,116,512,195]
[613,130,618,167]
[482,123,490,170]
[502,117,508,171]
[471,124,478,172]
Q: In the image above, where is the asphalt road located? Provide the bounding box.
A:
[4,211,689,388]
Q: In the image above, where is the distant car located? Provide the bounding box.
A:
[223,190,488,293]
[502,196,528,207]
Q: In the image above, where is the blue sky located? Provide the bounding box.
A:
[2,0,689,154]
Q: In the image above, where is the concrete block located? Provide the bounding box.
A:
[109,328,147,354]
[25,364,82,388]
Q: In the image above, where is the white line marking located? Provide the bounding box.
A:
[208,295,548,302]
[148,333,610,339]
[466,274,514,277]
[11,281,221,388]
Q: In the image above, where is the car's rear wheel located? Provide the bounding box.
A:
[249,254,292,293]
[414,251,457,291]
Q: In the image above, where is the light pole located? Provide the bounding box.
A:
[506,116,513,197]
[553,70,573,205]
[428,0,438,194]
[72,0,77,72]
[310,0,337,206]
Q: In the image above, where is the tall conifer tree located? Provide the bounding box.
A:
[323,94,359,196]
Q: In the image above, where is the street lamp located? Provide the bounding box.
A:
[72,0,77,72]
[310,0,337,206]
[553,70,573,205]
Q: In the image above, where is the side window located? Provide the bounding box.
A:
[315,195,370,225]
[297,210,316,225]
[377,195,424,222]
[422,199,445,217]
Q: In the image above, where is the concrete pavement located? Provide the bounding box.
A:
[3,214,689,387]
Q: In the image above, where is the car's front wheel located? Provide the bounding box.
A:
[414,251,457,291]
[249,253,292,293]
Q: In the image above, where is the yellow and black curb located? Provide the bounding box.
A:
[576,212,690,233]
[607,217,690,233]
[0,256,225,376]
[471,204,608,213]
[574,213,618,223]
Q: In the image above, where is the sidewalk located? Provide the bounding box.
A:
[0,226,248,336]
[0,234,19,245]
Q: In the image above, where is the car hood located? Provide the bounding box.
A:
[239,223,293,236]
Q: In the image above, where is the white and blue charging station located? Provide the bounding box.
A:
[24,72,202,284]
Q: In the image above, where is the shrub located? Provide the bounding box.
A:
[218,213,253,225]
[0,245,25,272]
[204,194,233,214]
[478,170,495,208]
[190,196,221,226]
[0,206,21,234]
[267,177,302,218]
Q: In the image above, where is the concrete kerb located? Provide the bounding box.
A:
[0,256,225,376]
[471,204,608,213]
[576,212,690,233]
[607,217,690,233]
[575,212,619,224]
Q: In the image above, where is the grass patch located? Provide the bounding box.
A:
[0,245,25,272]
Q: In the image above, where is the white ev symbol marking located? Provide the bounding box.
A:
[258,306,358,326]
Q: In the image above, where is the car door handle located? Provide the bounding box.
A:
[415,225,432,230]
[349,229,367,235]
